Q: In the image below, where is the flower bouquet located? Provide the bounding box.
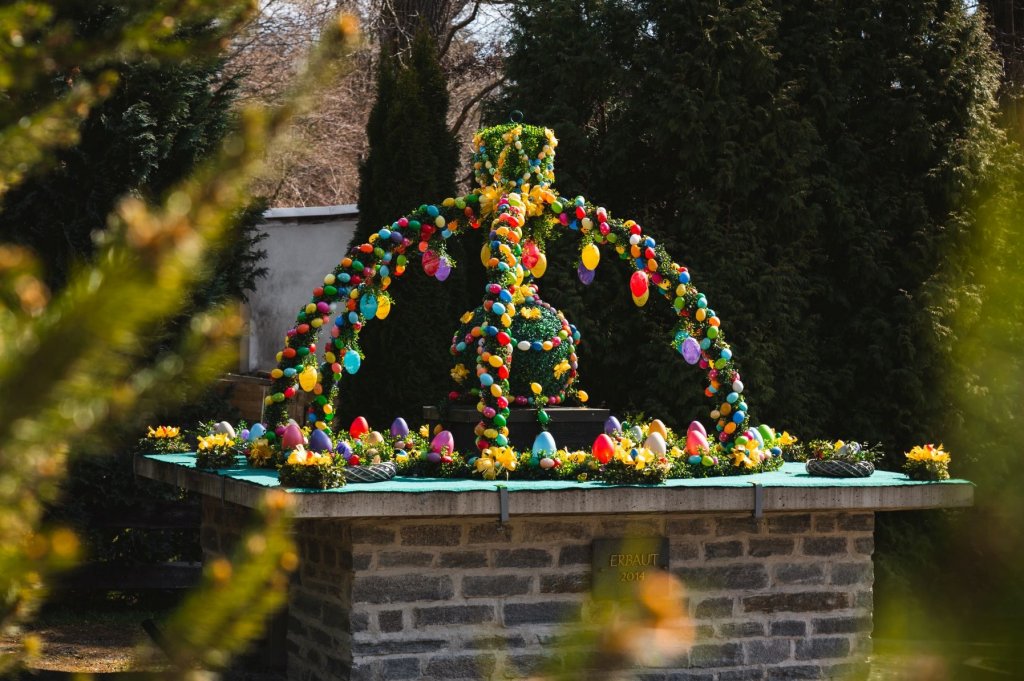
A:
[278,447,345,489]
[142,425,189,454]
[903,444,951,481]
[195,433,240,469]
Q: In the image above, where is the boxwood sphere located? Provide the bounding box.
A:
[450,295,579,402]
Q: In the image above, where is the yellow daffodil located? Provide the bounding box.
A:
[553,360,571,379]
[778,431,798,446]
[247,439,274,467]
[906,444,951,464]
[450,363,470,384]
[419,425,430,437]
[197,433,235,451]
[148,425,180,438]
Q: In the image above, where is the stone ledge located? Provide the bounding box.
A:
[138,456,973,519]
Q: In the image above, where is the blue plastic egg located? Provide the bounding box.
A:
[532,431,557,457]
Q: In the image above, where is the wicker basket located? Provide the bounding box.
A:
[343,461,398,483]
[805,459,875,478]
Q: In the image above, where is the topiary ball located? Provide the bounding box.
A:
[449,294,580,406]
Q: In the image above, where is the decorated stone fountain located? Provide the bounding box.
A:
[245,120,788,486]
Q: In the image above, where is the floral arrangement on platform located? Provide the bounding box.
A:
[142,425,189,454]
[903,444,951,481]
[278,446,345,489]
[195,432,240,469]
[800,439,884,478]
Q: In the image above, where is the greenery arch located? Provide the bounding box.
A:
[265,123,767,467]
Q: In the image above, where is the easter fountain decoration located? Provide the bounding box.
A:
[221,120,789,487]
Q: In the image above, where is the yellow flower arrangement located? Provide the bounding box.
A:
[904,444,951,481]
[285,446,333,467]
[450,363,470,384]
[777,431,798,446]
[195,433,238,469]
[519,306,541,320]
[147,425,180,438]
[246,439,275,468]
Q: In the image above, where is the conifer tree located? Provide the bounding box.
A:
[343,25,468,426]
[494,0,1003,456]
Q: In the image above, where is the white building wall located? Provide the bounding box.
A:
[243,205,359,373]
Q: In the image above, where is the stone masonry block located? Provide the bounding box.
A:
[837,513,874,532]
[745,639,791,664]
[439,550,488,569]
[381,657,421,680]
[705,541,744,559]
[771,620,807,636]
[503,601,581,625]
[743,591,849,613]
[463,574,533,598]
[720,670,766,681]
[813,514,837,532]
[400,524,462,546]
[523,521,590,541]
[767,666,824,680]
[378,610,403,633]
[558,544,590,566]
[795,637,851,660]
[667,518,712,535]
[767,515,812,534]
[424,653,496,680]
[414,605,495,627]
[803,537,848,556]
[540,572,590,594]
[717,516,762,536]
[689,642,743,668]
[350,525,395,545]
[672,541,700,561]
[719,621,766,638]
[813,616,873,635]
[352,574,453,604]
[831,562,872,586]
[748,538,795,557]
[378,551,434,568]
[693,597,733,618]
[675,564,769,591]
[468,522,512,544]
[495,548,552,568]
[773,563,826,586]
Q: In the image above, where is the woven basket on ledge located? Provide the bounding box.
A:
[343,461,398,483]
[805,459,875,478]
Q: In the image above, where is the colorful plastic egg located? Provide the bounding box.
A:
[604,416,621,435]
[644,432,667,456]
[213,421,236,439]
[686,429,709,456]
[359,293,378,318]
[298,365,318,392]
[628,425,644,441]
[532,431,557,457]
[308,429,333,452]
[390,417,410,438]
[530,253,547,278]
[687,420,707,438]
[539,457,556,470]
[629,271,649,297]
[592,434,615,464]
[581,243,600,270]
[349,416,370,439]
[578,263,595,285]
[343,350,362,374]
[365,430,385,445]
[687,454,702,465]
[681,337,701,365]
[648,419,668,439]
[281,423,305,450]
[431,430,455,454]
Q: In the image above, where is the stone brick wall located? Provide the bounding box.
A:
[278,509,872,679]
[201,501,874,681]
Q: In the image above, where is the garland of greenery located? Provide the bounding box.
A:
[261,122,772,476]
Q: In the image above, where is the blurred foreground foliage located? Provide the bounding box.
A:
[0,1,357,676]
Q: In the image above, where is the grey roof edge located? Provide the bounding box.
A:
[263,204,359,220]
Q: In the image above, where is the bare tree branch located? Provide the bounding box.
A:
[441,0,480,58]
[450,75,504,136]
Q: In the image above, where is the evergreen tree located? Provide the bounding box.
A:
[494,0,1002,458]
[343,25,469,426]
